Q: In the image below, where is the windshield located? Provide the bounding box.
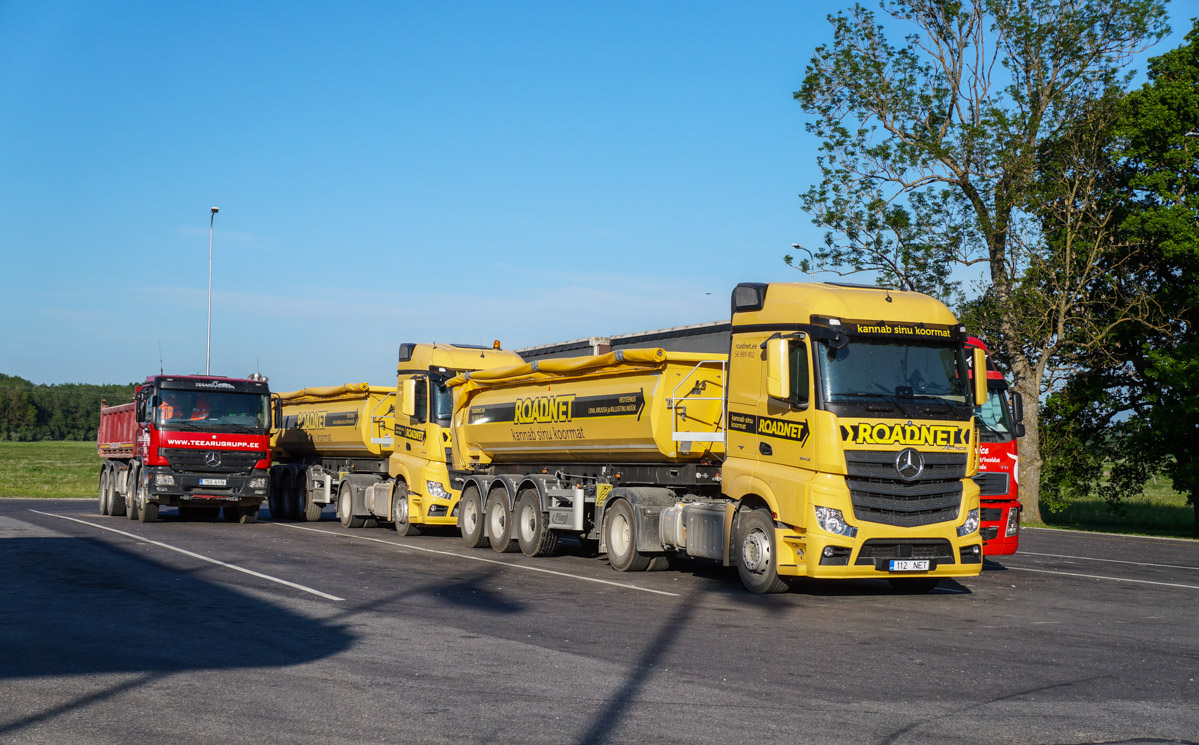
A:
[818,339,971,419]
[156,390,270,430]
[975,386,1015,441]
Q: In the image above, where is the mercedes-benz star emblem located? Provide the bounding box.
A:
[894,448,924,481]
[205,451,222,468]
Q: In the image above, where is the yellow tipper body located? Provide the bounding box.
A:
[448,350,726,467]
[272,384,396,459]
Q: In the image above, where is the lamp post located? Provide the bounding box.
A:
[790,243,815,281]
[207,206,219,375]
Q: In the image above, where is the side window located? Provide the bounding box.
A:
[413,378,428,423]
[789,341,810,409]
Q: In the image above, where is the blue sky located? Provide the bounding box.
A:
[1,2,1190,391]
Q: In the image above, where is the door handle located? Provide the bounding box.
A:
[759,441,773,456]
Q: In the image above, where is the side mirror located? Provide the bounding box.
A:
[272,398,283,429]
[1011,391,1026,437]
[971,348,987,407]
[401,379,417,418]
[765,337,790,400]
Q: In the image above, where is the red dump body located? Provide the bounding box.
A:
[98,402,136,458]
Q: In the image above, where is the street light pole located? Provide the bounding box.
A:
[207,206,219,375]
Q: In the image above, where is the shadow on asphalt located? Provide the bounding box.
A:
[0,536,355,680]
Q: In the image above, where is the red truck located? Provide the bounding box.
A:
[966,338,1024,556]
[97,374,272,522]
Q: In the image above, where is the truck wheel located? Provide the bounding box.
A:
[338,483,365,529]
[126,466,140,520]
[736,508,788,594]
[604,500,651,572]
[459,485,488,548]
[486,491,519,553]
[302,489,323,522]
[392,483,420,536]
[515,489,557,557]
[138,499,158,523]
[267,467,284,519]
[286,469,305,521]
[109,466,126,517]
[888,578,940,594]
[98,468,109,515]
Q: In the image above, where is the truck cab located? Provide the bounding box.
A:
[392,342,524,533]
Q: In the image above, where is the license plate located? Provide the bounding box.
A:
[200,478,227,487]
[889,559,930,572]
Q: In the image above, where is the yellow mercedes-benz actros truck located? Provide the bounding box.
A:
[448,282,988,593]
[269,342,523,532]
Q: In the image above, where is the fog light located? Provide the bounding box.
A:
[426,480,450,499]
[249,477,267,489]
[823,546,835,558]
[814,506,858,538]
[1005,506,1020,537]
[957,508,980,537]
[154,474,176,487]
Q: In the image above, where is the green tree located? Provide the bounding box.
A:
[794,0,1168,521]
[1041,20,1199,534]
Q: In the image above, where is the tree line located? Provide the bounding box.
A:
[0,374,135,442]
[792,0,1196,534]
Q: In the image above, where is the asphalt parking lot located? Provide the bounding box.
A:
[2,498,1197,745]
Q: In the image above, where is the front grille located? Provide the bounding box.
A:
[981,526,999,540]
[980,507,1003,522]
[845,450,965,527]
[855,538,954,565]
[161,448,266,474]
[973,472,1010,497]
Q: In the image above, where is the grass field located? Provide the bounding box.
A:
[1,441,1194,539]
[1040,473,1195,538]
[0,441,99,499]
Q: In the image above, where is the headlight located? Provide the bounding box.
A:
[249,477,268,489]
[957,508,980,537]
[154,474,176,487]
[1005,506,1020,537]
[814,505,857,538]
[426,480,450,500]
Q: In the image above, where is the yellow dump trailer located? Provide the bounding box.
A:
[452,349,726,465]
[446,282,988,595]
[269,384,396,521]
[273,384,395,459]
[268,342,525,530]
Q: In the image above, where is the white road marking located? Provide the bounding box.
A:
[30,510,344,601]
[274,522,681,597]
[1006,565,1199,591]
[1018,551,1199,571]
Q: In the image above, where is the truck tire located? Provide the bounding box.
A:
[392,483,420,536]
[286,469,304,521]
[459,485,488,548]
[515,489,557,557]
[604,500,652,572]
[736,508,788,594]
[138,499,158,523]
[302,489,323,522]
[98,468,109,515]
[126,465,140,520]
[267,467,284,520]
[337,482,365,529]
[486,490,519,553]
[109,466,127,517]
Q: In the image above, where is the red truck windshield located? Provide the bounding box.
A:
[156,390,270,430]
[976,387,1015,441]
